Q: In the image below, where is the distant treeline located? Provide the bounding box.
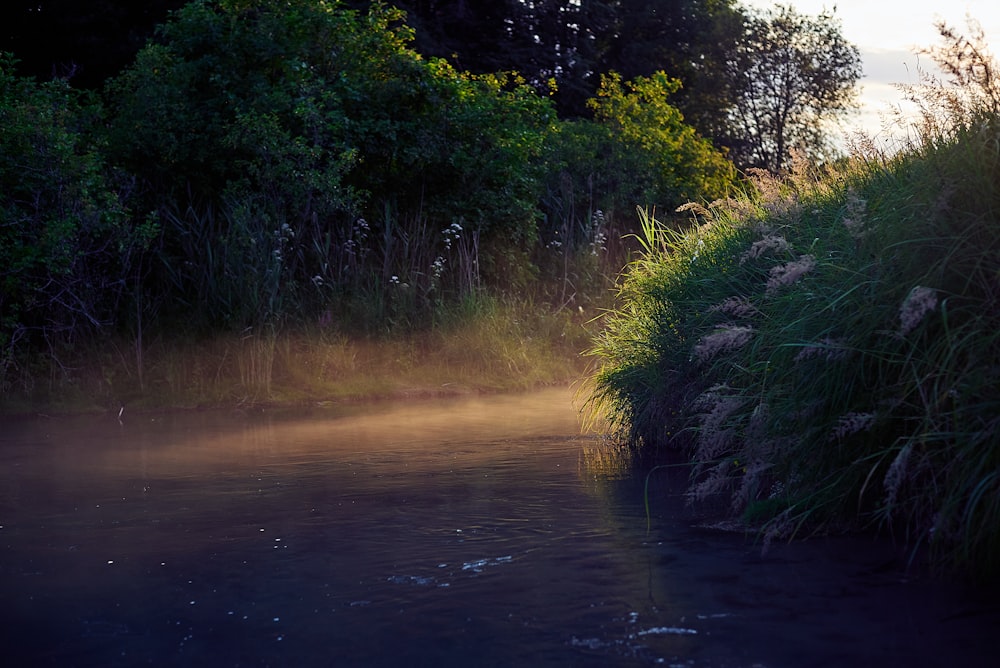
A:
[2,1,742,136]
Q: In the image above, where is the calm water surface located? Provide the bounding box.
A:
[1,387,996,667]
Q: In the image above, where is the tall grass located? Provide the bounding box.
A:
[235,329,277,402]
[588,19,1000,580]
[0,291,599,414]
[151,195,487,336]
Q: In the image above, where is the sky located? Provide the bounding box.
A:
[741,0,1000,145]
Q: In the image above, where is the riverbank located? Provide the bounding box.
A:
[589,113,1000,579]
[0,299,599,417]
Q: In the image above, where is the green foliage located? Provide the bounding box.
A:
[588,204,753,446]
[596,0,746,138]
[344,1,746,126]
[106,0,555,331]
[3,0,763,407]
[533,71,736,315]
[588,72,735,206]
[0,53,144,385]
[537,72,735,264]
[589,22,1000,579]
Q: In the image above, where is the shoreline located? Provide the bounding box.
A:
[0,320,598,418]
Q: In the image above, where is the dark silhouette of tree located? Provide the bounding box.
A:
[723,4,861,172]
[0,0,186,87]
[346,1,744,128]
[595,0,744,140]
[343,1,606,117]
[371,1,512,72]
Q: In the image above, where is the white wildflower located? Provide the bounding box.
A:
[690,238,706,263]
[431,256,446,280]
[442,222,462,250]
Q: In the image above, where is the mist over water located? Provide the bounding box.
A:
[1,388,995,666]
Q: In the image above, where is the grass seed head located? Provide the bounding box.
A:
[693,325,755,362]
[741,235,790,263]
[765,254,816,294]
[898,285,939,335]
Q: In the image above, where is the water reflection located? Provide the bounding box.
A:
[1,388,996,667]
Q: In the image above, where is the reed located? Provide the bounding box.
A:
[235,329,277,402]
[588,18,1000,580]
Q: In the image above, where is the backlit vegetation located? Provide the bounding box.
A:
[588,19,1000,580]
[0,0,730,406]
[2,296,597,414]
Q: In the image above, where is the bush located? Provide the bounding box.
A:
[106,0,555,331]
[0,53,148,390]
[538,72,736,251]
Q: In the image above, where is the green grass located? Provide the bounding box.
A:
[587,23,1000,580]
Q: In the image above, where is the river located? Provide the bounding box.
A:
[0,387,995,667]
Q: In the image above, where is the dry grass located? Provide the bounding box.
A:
[1,300,597,415]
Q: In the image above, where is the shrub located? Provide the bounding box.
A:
[0,53,148,390]
[106,0,555,331]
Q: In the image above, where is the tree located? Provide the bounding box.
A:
[596,0,745,140]
[344,1,745,128]
[343,1,606,118]
[586,71,735,206]
[537,71,735,259]
[0,1,186,88]
[723,4,861,172]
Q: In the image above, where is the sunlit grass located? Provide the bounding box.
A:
[1,296,599,414]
